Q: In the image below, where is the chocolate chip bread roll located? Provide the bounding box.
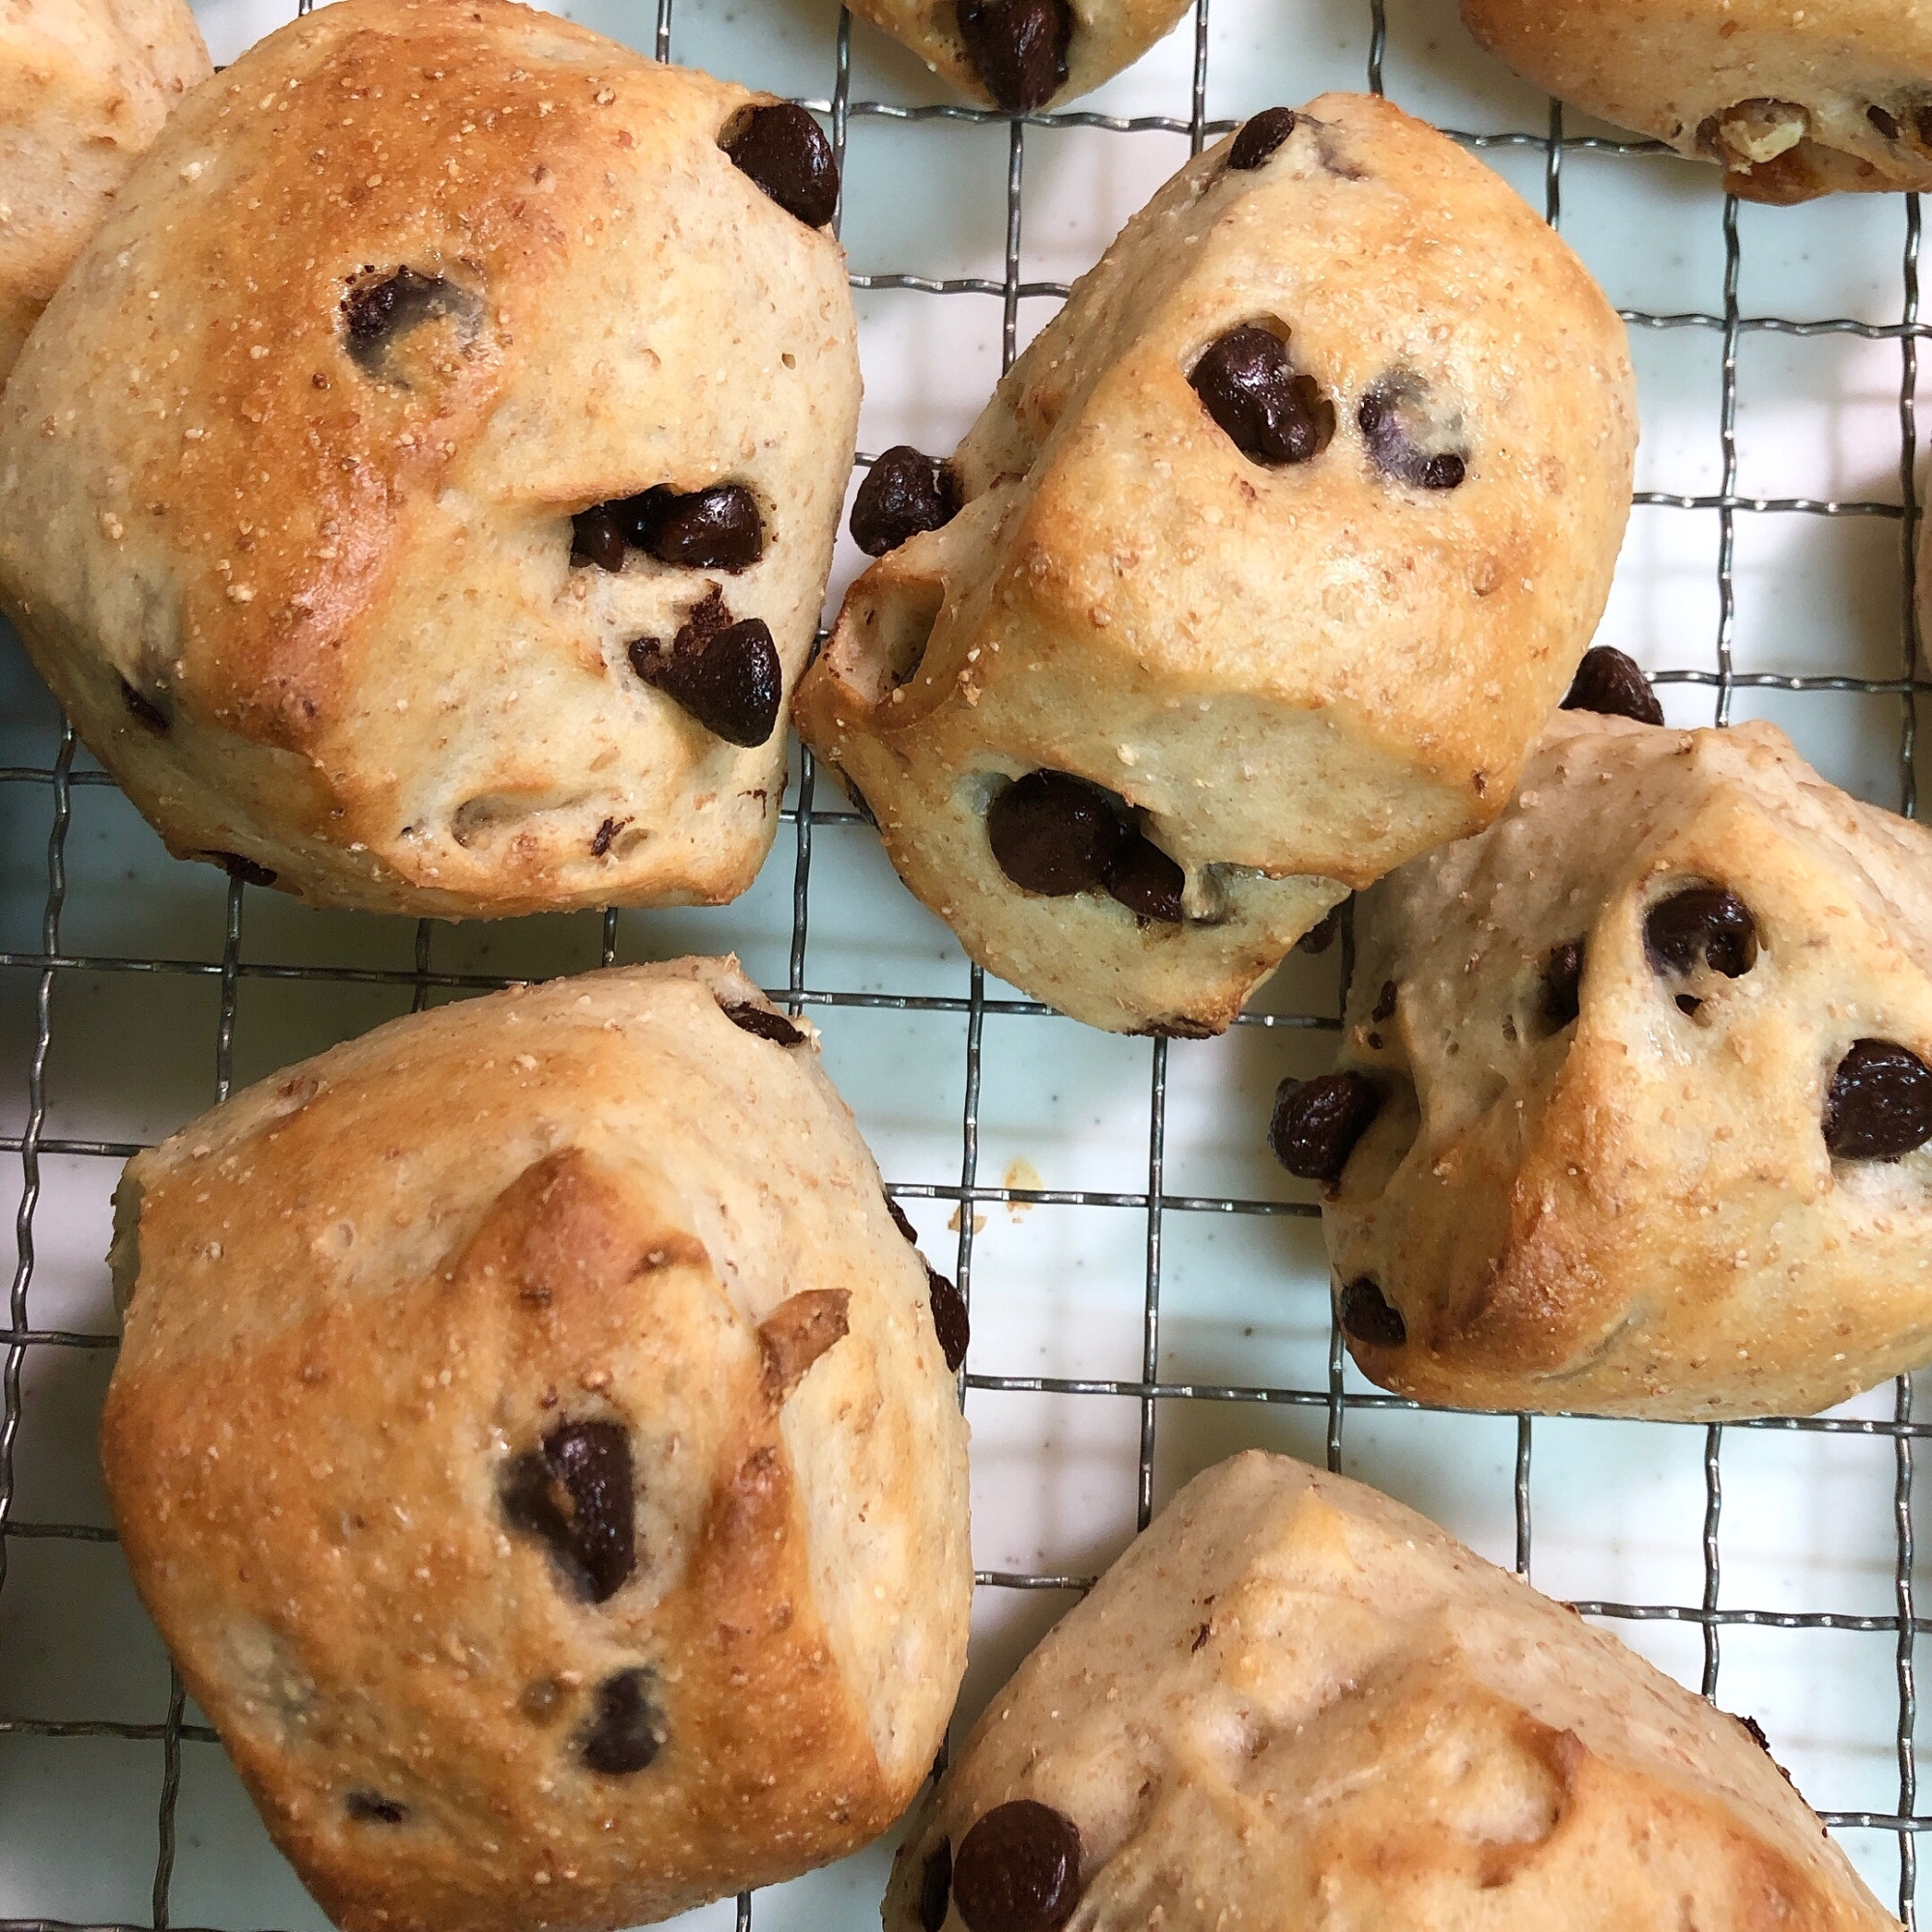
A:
[891,1452,1892,1932]
[797,96,1636,1036]
[1292,706,1932,1420]
[0,0,859,915]
[1463,0,1932,204]
[101,958,972,1932]
[0,0,209,384]
[844,0,1192,112]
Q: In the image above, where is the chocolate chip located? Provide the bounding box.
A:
[1918,105,1932,147]
[121,677,169,733]
[571,504,627,573]
[1298,908,1339,954]
[590,816,622,858]
[928,1264,969,1373]
[886,1195,920,1244]
[1106,834,1184,923]
[1870,104,1902,140]
[1268,1072,1381,1187]
[1561,645,1662,725]
[1676,993,1703,1016]
[956,0,1071,112]
[851,446,959,556]
[1371,980,1397,1025]
[346,1789,406,1824]
[1190,325,1335,468]
[724,103,838,229]
[628,588,782,747]
[920,1839,953,1932]
[1823,1038,1932,1161]
[1644,885,1757,981]
[952,1800,1082,1932]
[629,484,764,572]
[724,1002,807,1047]
[1338,1276,1406,1349]
[1228,107,1296,170]
[202,850,278,888]
[986,771,1124,895]
[500,1419,635,1603]
[1358,378,1466,490]
[579,1667,666,1776]
[341,267,478,378]
[1543,940,1583,1030]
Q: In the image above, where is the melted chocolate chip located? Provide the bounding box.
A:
[921,1839,954,1932]
[630,484,764,571]
[1106,834,1184,923]
[1190,325,1335,468]
[1823,1038,1932,1161]
[346,1789,407,1824]
[1561,645,1662,725]
[1228,107,1297,170]
[1870,104,1902,140]
[500,1419,635,1603]
[1644,885,1758,981]
[121,677,170,733]
[886,1195,920,1244]
[1268,1072,1381,1188]
[572,504,628,573]
[1358,378,1466,490]
[1298,908,1340,954]
[724,1002,807,1046]
[341,268,477,378]
[952,1800,1082,1932]
[957,0,1071,112]
[851,446,959,556]
[1371,980,1397,1025]
[1338,1276,1406,1349]
[986,771,1124,895]
[1543,940,1584,1030]
[928,1264,970,1373]
[203,850,278,888]
[724,103,838,229]
[580,1667,666,1776]
[628,588,782,747]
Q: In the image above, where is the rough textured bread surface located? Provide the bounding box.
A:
[1326,710,1932,1420]
[101,957,971,1932]
[0,0,208,383]
[887,1451,1894,1932]
[0,0,859,915]
[796,95,1634,1036]
[845,0,1189,111]
[1463,0,1932,205]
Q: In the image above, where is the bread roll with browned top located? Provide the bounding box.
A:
[101,957,971,1932]
[0,0,859,915]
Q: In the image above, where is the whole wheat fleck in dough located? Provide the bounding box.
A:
[101,957,972,1932]
[1309,709,1932,1421]
[0,0,859,916]
[890,1452,1894,1932]
[796,95,1636,1036]
[0,0,210,384]
[1463,0,1932,204]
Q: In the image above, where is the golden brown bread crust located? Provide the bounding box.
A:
[1462,0,1932,204]
[1324,711,1932,1420]
[0,0,209,383]
[796,95,1635,1036]
[886,1453,1895,1932]
[0,0,859,915]
[101,958,971,1932]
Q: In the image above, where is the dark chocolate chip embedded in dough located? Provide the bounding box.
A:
[1106,835,1184,924]
[121,677,170,733]
[886,1195,920,1244]
[952,1799,1082,1932]
[628,484,764,572]
[1268,1071,1381,1188]
[986,771,1125,895]
[1298,908,1340,955]
[1543,940,1584,1030]
[724,103,838,229]
[580,1667,667,1776]
[1918,105,1932,147]
[628,588,782,747]
[346,1790,407,1824]
[1643,885,1758,981]
[1371,980,1397,1025]
[1228,106,1297,170]
[920,1839,954,1932]
[1823,1038,1932,1161]
[957,0,1072,113]
[850,445,960,556]
[1358,380,1466,490]
[1561,645,1663,725]
[571,503,628,573]
[1338,1276,1406,1349]
[1190,325,1336,468]
[1870,104,1902,140]
[928,1264,970,1373]
[723,1002,807,1047]
[203,850,278,888]
[500,1418,636,1604]
[341,268,477,378]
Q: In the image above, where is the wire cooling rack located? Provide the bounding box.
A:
[2,0,1930,1924]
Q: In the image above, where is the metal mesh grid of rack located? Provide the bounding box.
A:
[1,0,1928,1923]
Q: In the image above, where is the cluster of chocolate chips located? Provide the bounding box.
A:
[887,1193,971,1373]
[572,484,764,576]
[985,771,1185,925]
[920,1799,1083,1932]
